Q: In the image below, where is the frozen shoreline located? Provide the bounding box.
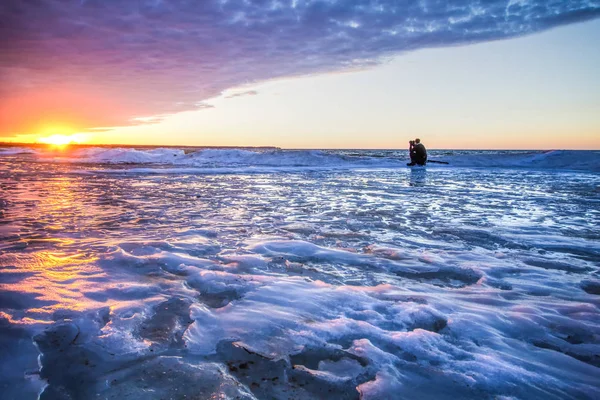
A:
[1,151,599,399]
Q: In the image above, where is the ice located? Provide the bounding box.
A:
[581,279,600,295]
[1,149,599,399]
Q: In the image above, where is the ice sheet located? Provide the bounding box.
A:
[1,150,599,399]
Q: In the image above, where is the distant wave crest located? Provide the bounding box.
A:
[1,147,598,172]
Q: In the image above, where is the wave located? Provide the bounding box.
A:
[46,148,386,169]
[0,147,38,155]
[440,150,600,171]
[2,146,599,172]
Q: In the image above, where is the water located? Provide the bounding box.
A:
[1,147,599,399]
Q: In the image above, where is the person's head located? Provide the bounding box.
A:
[415,138,421,144]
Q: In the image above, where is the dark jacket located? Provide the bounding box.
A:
[410,143,427,165]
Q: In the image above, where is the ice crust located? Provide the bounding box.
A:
[0,151,599,399]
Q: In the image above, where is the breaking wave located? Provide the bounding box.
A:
[1,146,599,172]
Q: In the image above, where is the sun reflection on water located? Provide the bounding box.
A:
[0,250,104,317]
[0,172,113,322]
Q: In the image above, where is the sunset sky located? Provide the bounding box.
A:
[1,0,599,149]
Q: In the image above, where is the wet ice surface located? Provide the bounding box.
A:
[1,153,599,399]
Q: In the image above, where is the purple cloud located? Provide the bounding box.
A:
[1,0,599,136]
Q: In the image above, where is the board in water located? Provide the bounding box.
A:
[427,160,449,165]
[406,160,449,166]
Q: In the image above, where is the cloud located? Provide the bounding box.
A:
[225,90,258,99]
[1,0,599,136]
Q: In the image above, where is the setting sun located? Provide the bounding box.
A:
[37,133,88,146]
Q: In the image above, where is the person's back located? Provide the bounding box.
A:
[408,138,427,166]
[414,141,427,164]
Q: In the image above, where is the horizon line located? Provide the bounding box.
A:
[0,142,598,151]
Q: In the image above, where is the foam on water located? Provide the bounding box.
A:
[0,148,599,399]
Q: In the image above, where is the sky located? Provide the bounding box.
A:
[1,0,599,149]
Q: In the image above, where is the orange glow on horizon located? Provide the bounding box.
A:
[37,133,89,146]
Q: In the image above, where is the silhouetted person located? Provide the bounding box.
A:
[408,138,427,166]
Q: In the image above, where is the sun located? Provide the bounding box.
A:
[38,134,74,146]
[37,133,89,147]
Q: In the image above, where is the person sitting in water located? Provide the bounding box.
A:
[408,138,427,166]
